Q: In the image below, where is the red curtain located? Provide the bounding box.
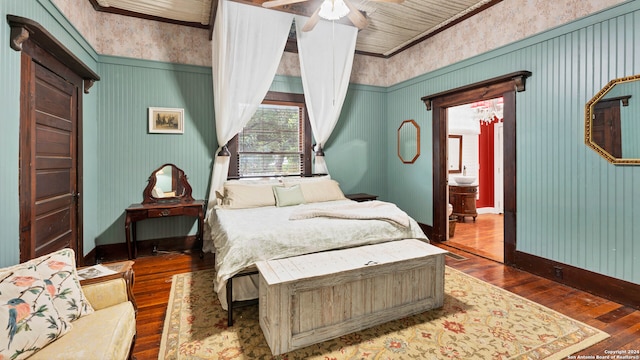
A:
[477,117,501,208]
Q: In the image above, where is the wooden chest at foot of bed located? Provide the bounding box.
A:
[256,239,447,355]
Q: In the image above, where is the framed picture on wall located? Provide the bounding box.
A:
[148,107,184,134]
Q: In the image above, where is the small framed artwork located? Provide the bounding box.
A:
[148,107,184,134]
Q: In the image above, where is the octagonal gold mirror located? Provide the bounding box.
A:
[585,74,640,165]
[398,119,420,164]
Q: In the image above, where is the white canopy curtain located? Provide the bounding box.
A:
[294,15,358,174]
[207,1,294,209]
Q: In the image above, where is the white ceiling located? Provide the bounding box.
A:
[92,0,498,57]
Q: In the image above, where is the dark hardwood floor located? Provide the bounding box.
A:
[130,247,639,359]
[447,213,504,262]
[131,250,216,359]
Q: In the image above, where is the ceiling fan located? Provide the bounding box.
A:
[262,0,404,32]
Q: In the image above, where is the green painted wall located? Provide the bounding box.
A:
[96,56,215,245]
[386,1,640,284]
[0,0,100,266]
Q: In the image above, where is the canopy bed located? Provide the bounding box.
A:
[202,1,446,353]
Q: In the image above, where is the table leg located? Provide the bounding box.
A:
[125,216,132,260]
[132,222,138,259]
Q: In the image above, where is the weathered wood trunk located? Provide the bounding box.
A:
[256,239,446,355]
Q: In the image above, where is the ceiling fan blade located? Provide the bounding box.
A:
[262,0,309,8]
[301,8,321,32]
[344,0,369,29]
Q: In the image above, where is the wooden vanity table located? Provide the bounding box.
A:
[449,185,478,222]
[124,164,204,259]
[125,200,204,259]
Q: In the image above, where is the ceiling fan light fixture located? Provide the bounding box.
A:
[318,0,350,20]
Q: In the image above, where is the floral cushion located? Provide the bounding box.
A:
[0,268,72,360]
[17,249,94,322]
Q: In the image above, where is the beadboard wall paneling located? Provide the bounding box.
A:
[96,57,214,246]
[270,75,389,199]
[328,84,389,199]
[0,0,100,267]
[387,1,639,284]
[0,3,24,267]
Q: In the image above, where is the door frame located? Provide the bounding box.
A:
[421,71,531,266]
[9,16,100,264]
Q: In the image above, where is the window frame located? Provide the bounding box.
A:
[228,91,312,178]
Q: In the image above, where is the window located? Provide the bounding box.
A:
[229,91,312,178]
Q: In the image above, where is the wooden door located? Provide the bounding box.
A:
[10,16,99,265]
[19,52,82,263]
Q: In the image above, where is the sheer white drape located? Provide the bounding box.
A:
[208,1,293,209]
[294,16,357,174]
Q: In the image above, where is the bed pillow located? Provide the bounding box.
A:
[15,248,94,322]
[0,268,72,360]
[222,183,277,209]
[283,174,331,185]
[273,185,306,207]
[298,179,347,203]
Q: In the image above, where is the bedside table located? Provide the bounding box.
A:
[346,193,378,202]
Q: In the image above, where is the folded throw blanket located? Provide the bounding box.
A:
[289,200,410,228]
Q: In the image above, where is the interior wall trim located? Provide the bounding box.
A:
[8,15,100,93]
[98,54,212,74]
[514,250,640,310]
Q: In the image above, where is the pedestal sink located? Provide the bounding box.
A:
[453,176,476,185]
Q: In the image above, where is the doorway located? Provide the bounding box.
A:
[446,99,504,262]
[420,71,531,266]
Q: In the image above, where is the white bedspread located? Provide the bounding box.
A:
[288,200,410,227]
[204,199,429,309]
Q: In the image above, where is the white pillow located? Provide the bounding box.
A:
[222,183,276,209]
[283,175,331,186]
[297,179,346,203]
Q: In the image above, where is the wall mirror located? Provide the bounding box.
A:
[448,135,462,173]
[397,119,420,164]
[585,74,640,165]
[142,163,194,204]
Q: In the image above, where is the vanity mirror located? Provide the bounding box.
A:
[585,74,640,164]
[398,119,420,164]
[448,135,462,173]
[142,163,194,204]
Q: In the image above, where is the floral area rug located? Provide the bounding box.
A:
[159,267,608,360]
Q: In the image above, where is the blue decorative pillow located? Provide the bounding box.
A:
[272,185,305,207]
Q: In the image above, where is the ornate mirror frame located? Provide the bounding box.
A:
[585,73,640,165]
[142,163,194,204]
[397,119,421,164]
